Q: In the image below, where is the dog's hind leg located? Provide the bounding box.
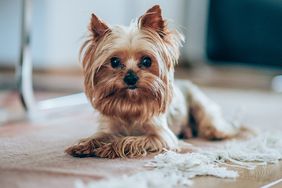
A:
[176,80,240,140]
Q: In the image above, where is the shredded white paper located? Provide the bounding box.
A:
[75,171,192,188]
[76,131,282,188]
[202,131,282,170]
[146,151,238,179]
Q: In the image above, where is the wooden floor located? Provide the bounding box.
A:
[0,66,282,188]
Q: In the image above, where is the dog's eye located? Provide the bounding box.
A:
[139,56,152,68]
[110,57,121,68]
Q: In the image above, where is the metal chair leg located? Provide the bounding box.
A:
[14,0,88,118]
[16,0,36,113]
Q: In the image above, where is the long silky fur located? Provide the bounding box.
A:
[80,21,184,123]
[66,5,188,158]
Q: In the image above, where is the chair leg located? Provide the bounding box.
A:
[16,0,36,113]
[15,0,89,116]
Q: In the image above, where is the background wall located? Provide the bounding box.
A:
[0,0,21,67]
[0,0,191,68]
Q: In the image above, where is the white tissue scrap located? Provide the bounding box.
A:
[75,132,282,188]
[75,170,192,188]
[202,131,282,170]
[75,151,237,188]
[146,151,238,179]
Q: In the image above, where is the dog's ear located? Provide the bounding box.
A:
[138,5,167,37]
[89,13,109,40]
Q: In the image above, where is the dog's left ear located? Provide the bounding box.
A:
[138,5,167,37]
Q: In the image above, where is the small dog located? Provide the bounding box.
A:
[66,5,239,158]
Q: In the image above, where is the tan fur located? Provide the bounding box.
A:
[65,5,240,159]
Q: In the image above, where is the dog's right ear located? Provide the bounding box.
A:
[89,13,109,40]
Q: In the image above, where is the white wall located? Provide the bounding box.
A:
[0,0,21,67]
[0,0,190,68]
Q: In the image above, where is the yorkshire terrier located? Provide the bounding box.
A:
[65,5,239,158]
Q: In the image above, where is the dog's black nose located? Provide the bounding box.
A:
[123,70,139,86]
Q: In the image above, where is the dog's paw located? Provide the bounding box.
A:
[65,141,95,157]
[94,144,120,159]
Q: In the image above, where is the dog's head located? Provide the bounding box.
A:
[81,5,184,121]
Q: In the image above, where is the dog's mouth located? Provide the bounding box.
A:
[127,85,137,90]
[104,86,138,98]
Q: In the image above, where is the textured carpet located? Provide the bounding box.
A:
[0,87,281,188]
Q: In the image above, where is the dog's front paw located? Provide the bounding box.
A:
[65,140,95,157]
